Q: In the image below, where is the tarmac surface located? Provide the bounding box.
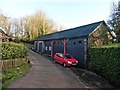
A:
[7,50,87,88]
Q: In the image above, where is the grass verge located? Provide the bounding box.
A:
[1,63,31,89]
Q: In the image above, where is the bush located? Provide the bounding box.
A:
[88,43,120,88]
[12,38,21,43]
[20,39,34,44]
[2,42,28,60]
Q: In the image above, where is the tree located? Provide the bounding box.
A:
[0,10,11,35]
[3,9,62,43]
[108,1,120,42]
[22,10,58,41]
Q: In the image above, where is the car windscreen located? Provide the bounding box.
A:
[64,55,73,59]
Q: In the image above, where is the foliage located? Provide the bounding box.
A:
[20,38,34,44]
[2,63,31,89]
[11,10,59,42]
[12,38,21,43]
[1,10,64,43]
[92,42,120,48]
[12,38,34,44]
[88,43,120,88]
[0,10,10,35]
[107,1,120,42]
[2,42,28,60]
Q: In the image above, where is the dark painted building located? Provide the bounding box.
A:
[34,21,113,66]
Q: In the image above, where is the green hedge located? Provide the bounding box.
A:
[1,42,28,60]
[88,44,120,88]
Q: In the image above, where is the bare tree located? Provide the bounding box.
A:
[0,10,10,35]
[6,10,61,42]
[108,1,120,42]
[11,18,22,38]
[22,10,58,41]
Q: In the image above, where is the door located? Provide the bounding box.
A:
[58,53,64,64]
[39,43,42,52]
[44,41,51,55]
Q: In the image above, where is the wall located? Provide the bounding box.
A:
[88,23,113,47]
[53,39,64,55]
[43,41,51,55]
[66,37,87,65]
[0,31,9,42]
[40,37,87,66]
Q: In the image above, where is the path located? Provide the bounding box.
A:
[7,50,87,88]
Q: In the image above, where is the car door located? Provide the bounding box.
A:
[55,54,60,62]
[59,54,64,64]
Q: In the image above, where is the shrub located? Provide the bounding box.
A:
[20,39,34,44]
[12,38,21,43]
[2,42,28,60]
[88,43,120,88]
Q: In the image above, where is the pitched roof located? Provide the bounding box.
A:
[0,29,9,38]
[0,29,5,34]
[36,21,105,41]
[0,29,7,35]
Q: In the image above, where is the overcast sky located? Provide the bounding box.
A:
[0,0,117,29]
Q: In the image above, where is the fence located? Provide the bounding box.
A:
[0,57,29,69]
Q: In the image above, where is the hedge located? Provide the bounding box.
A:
[88,44,120,88]
[1,42,28,60]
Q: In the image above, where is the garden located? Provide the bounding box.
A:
[0,42,31,89]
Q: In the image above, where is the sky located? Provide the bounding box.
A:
[0,0,117,29]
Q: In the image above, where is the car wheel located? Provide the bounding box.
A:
[53,59,56,63]
[63,63,67,67]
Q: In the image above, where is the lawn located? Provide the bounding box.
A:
[1,63,31,89]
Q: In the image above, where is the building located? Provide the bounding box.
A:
[33,21,113,67]
[0,29,10,42]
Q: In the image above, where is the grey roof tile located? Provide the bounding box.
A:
[36,21,104,41]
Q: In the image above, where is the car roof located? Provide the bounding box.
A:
[56,53,70,55]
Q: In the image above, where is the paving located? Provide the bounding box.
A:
[7,50,88,88]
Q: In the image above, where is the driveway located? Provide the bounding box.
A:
[7,50,87,88]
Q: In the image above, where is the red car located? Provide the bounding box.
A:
[54,53,78,67]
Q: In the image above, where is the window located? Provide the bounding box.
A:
[59,54,63,58]
[79,41,82,44]
[45,46,47,50]
[73,41,76,45]
[56,54,59,57]
[64,54,73,59]
[49,46,51,51]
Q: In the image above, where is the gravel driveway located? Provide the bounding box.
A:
[7,50,88,88]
